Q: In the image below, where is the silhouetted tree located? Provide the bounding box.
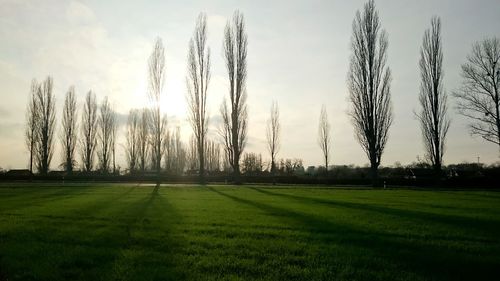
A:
[186,13,211,182]
[454,37,500,148]
[97,97,115,173]
[111,110,117,174]
[60,86,78,173]
[80,91,98,172]
[242,152,263,174]
[347,0,393,185]
[187,135,198,171]
[25,79,38,174]
[205,140,221,172]
[416,17,450,173]
[34,77,56,174]
[318,105,331,173]
[138,108,149,173]
[219,11,248,183]
[147,38,167,176]
[164,126,186,175]
[126,109,140,173]
[277,158,304,175]
[266,101,280,174]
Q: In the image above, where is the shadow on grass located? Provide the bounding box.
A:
[0,187,90,213]
[208,186,500,280]
[104,186,185,281]
[249,187,500,239]
[0,185,184,281]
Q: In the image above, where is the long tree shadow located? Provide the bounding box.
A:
[0,186,91,213]
[104,186,186,281]
[0,185,184,281]
[208,187,500,280]
[248,187,500,239]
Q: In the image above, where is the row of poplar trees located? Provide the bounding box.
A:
[25,78,118,175]
[25,3,500,185]
[316,0,500,186]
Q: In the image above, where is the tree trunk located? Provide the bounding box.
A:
[370,162,379,187]
[199,143,205,184]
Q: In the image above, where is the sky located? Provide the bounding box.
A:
[1,0,500,170]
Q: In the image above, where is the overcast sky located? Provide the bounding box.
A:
[1,0,500,170]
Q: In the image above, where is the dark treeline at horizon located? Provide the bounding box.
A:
[2,160,499,189]
[16,0,500,186]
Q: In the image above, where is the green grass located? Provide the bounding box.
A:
[0,184,499,280]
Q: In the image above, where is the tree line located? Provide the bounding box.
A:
[23,2,500,186]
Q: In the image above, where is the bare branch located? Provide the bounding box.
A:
[454,37,500,147]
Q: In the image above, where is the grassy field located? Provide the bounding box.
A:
[0,184,499,281]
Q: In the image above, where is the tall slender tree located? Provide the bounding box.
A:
[80,91,98,172]
[205,140,221,172]
[60,86,78,173]
[186,13,211,183]
[416,17,450,173]
[347,0,393,185]
[266,101,280,174]
[219,11,248,182]
[97,96,115,173]
[35,76,56,174]
[126,109,140,173]
[147,38,167,177]
[454,37,500,148]
[317,105,331,173]
[111,111,117,174]
[137,108,149,173]
[25,79,38,174]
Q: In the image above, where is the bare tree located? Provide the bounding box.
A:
[186,137,220,173]
[317,105,331,173]
[219,11,248,182]
[242,152,263,174]
[126,109,140,173]
[454,37,500,148]
[111,114,117,174]
[60,86,78,173]
[416,17,450,173]
[34,77,56,174]
[266,101,280,174]
[147,38,167,176]
[164,126,186,175]
[186,13,211,182]
[187,135,198,171]
[137,108,149,173]
[80,91,98,172]
[347,0,393,184]
[97,96,115,173]
[25,79,38,174]
[205,140,221,172]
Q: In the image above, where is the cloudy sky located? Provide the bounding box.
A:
[1,0,499,170]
